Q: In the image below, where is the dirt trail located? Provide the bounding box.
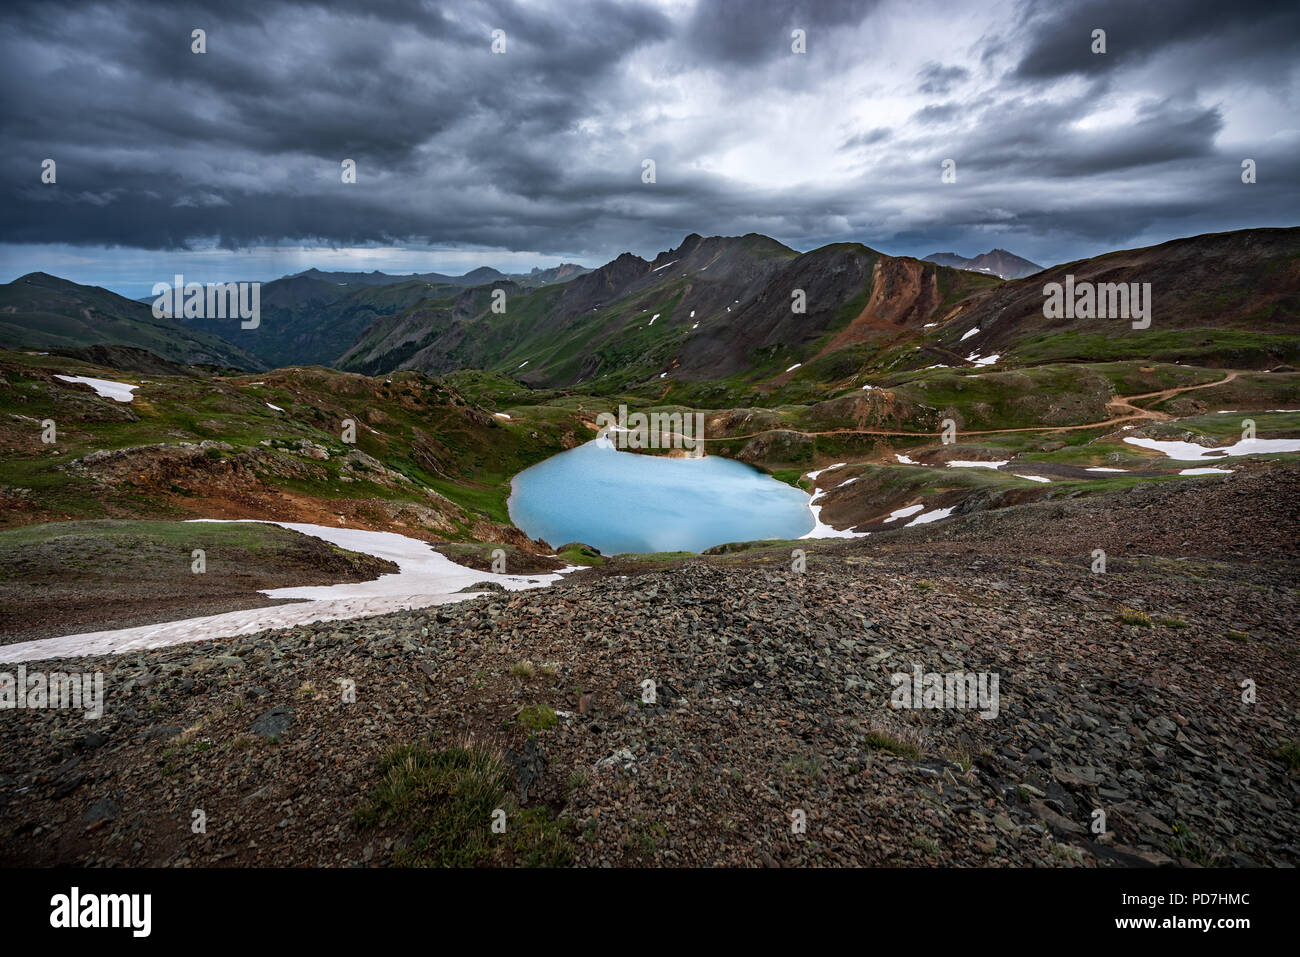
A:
[1103,371,1241,422]
[695,372,1243,443]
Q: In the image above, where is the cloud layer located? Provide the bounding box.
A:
[2,0,1297,287]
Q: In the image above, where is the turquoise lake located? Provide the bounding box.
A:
[508,440,815,554]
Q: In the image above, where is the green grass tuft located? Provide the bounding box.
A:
[354,743,572,867]
[864,731,923,761]
[517,705,558,731]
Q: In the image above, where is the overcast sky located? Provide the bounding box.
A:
[1,0,1297,297]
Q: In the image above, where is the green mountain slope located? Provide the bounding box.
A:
[938,227,1300,369]
[0,273,264,370]
[336,232,997,395]
[179,275,459,368]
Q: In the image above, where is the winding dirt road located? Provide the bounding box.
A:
[690,372,1243,443]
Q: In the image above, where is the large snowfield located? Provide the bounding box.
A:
[0,521,576,663]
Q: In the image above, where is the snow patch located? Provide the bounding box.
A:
[0,522,578,662]
[905,507,954,527]
[883,504,924,523]
[54,375,138,403]
[801,507,870,539]
[795,478,868,538]
[798,467,868,539]
[1124,436,1300,460]
[805,463,846,482]
[960,327,979,341]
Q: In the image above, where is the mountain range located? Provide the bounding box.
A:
[4,228,1297,395]
[923,248,1044,279]
[289,262,591,288]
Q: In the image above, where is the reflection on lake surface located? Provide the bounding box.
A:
[508,440,814,554]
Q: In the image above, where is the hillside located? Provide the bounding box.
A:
[0,273,264,371]
[180,275,452,369]
[177,265,593,369]
[2,227,1299,872]
[936,228,1300,370]
[4,226,1299,577]
[0,350,592,553]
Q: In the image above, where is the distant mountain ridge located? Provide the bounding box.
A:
[7,227,1297,386]
[169,262,593,368]
[924,249,1043,279]
[292,263,591,288]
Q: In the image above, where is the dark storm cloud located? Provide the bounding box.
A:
[1012,0,1300,81]
[683,0,878,66]
[916,62,969,95]
[2,0,669,164]
[0,0,676,252]
[0,0,1296,279]
[929,93,1227,179]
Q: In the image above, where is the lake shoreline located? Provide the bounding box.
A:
[507,438,818,555]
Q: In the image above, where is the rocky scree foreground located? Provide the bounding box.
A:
[1,539,1295,867]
